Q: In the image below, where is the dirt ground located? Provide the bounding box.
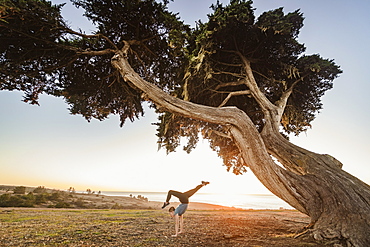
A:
[0,207,326,247]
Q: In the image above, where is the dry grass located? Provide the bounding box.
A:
[0,208,325,246]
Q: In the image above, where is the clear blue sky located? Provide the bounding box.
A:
[0,0,369,197]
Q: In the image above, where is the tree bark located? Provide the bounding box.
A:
[261,121,370,246]
[111,49,370,246]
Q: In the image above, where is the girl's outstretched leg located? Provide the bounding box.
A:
[162,190,186,209]
[183,181,210,198]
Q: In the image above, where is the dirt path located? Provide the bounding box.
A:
[0,208,323,246]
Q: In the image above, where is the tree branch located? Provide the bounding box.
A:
[111,43,307,214]
[213,70,246,78]
[214,79,248,90]
[112,46,239,126]
[235,51,281,123]
[275,76,304,110]
[252,69,287,87]
[211,59,243,67]
[76,49,116,56]
[218,90,251,107]
[65,29,118,50]
[208,129,232,140]
[5,25,117,57]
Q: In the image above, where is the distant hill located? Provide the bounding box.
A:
[0,185,58,193]
[0,184,158,209]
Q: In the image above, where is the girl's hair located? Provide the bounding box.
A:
[169,206,175,212]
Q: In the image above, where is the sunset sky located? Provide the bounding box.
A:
[1,0,369,199]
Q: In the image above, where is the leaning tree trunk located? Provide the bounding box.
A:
[111,48,370,247]
[260,120,370,246]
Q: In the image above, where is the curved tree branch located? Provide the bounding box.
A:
[218,90,251,107]
[214,79,248,90]
[236,51,283,128]
[111,44,308,214]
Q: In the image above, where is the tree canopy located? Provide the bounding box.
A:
[0,0,341,174]
[1,0,189,124]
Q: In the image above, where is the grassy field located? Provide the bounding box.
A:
[0,208,325,247]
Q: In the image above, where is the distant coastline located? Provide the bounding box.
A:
[0,185,238,210]
[0,185,293,210]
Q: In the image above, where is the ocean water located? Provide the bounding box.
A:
[101,191,294,210]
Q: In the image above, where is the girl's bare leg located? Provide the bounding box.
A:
[178,215,184,234]
[172,214,180,237]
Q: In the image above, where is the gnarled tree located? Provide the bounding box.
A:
[1,0,369,246]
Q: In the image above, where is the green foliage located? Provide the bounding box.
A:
[53,201,71,208]
[13,186,26,194]
[73,198,87,208]
[156,1,341,173]
[33,186,47,194]
[1,0,188,126]
[0,0,342,174]
[0,192,35,207]
[35,193,48,204]
[0,187,71,208]
[48,191,61,201]
[0,0,70,104]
